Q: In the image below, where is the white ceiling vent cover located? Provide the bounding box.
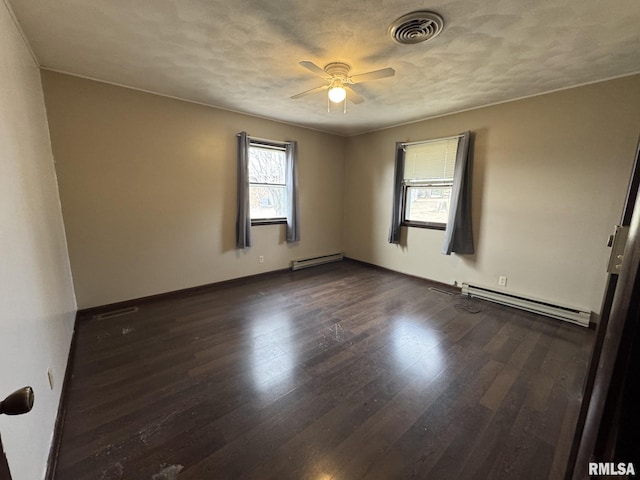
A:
[389,11,444,45]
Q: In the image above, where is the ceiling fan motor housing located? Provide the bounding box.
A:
[324,62,351,79]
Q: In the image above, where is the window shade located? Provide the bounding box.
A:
[403,138,459,182]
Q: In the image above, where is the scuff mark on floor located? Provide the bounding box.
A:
[96,331,112,342]
[99,461,123,479]
[152,464,184,480]
[122,327,135,335]
[138,411,179,445]
[333,322,344,341]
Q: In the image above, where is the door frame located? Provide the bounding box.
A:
[567,138,640,478]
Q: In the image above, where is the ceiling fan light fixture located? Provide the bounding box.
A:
[292,60,393,110]
[328,86,347,103]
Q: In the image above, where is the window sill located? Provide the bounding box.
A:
[402,221,446,231]
[251,218,287,226]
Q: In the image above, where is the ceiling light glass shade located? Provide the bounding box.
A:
[328,86,347,103]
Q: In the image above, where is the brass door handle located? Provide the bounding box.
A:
[0,387,34,416]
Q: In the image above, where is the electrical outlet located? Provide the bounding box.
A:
[259,256,264,264]
[498,276,507,287]
[47,368,55,390]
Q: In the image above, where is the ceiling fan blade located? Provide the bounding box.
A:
[299,61,328,77]
[345,85,365,104]
[349,67,395,84]
[290,85,327,99]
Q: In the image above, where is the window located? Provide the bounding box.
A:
[236,131,299,248]
[248,141,287,224]
[389,131,473,253]
[402,137,460,229]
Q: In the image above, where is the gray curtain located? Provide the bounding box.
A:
[285,140,300,242]
[388,142,405,244]
[236,131,252,249]
[442,131,474,255]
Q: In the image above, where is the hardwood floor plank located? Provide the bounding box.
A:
[419,402,494,479]
[480,364,520,411]
[457,375,532,479]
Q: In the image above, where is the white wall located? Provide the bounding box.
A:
[42,71,346,309]
[344,75,640,316]
[0,2,76,479]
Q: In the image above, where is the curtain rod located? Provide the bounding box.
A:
[402,134,464,147]
[237,133,291,147]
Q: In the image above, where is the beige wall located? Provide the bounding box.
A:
[0,3,76,480]
[39,66,640,317]
[344,75,640,315]
[42,71,346,308]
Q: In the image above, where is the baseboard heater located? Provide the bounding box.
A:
[461,283,591,327]
[292,253,344,271]
[93,306,138,320]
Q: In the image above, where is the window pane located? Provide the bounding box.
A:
[404,186,451,225]
[249,146,286,184]
[250,185,287,219]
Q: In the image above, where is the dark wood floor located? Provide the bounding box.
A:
[54,260,594,479]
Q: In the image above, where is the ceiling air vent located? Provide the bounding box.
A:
[389,11,444,45]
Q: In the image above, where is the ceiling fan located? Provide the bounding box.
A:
[291,61,395,111]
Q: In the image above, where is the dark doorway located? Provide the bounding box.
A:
[0,435,12,480]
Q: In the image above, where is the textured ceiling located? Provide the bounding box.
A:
[9,0,640,135]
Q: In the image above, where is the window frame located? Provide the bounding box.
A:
[399,136,461,231]
[247,139,289,226]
